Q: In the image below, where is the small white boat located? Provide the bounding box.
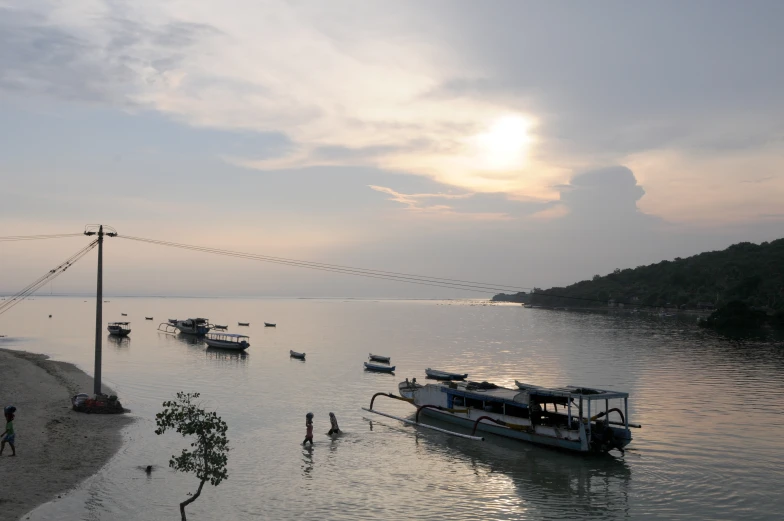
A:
[365,362,395,373]
[290,350,306,360]
[205,332,250,351]
[425,368,468,381]
[369,353,391,363]
[390,378,640,454]
[107,322,131,337]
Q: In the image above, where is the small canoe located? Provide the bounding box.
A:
[425,368,468,381]
[238,322,250,326]
[368,353,391,363]
[364,362,395,373]
[264,322,276,327]
[290,350,306,360]
[145,317,153,320]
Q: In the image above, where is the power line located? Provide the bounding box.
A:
[0,240,98,317]
[0,233,85,241]
[117,235,533,294]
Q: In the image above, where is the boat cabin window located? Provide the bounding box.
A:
[483,401,504,414]
[464,396,484,410]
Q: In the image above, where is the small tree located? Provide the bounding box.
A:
[155,392,229,521]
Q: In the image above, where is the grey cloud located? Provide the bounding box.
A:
[0,6,220,104]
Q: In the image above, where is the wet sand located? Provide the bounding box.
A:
[0,348,132,521]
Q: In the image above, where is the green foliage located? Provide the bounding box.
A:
[699,300,768,330]
[492,238,784,312]
[155,392,229,520]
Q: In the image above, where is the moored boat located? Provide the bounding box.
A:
[290,350,306,360]
[425,368,468,381]
[392,378,639,454]
[205,332,250,351]
[238,322,250,326]
[369,353,391,363]
[145,317,153,320]
[174,318,211,335]
[264,322,276,327]
[107,321,131,337]
[364,362,395,373]
[213,324,228,330]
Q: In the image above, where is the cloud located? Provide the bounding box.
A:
[368,185,511,220]
[3,1,783,225]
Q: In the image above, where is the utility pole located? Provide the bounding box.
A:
[85,225,116,395]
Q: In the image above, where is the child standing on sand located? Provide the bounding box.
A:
[302,412,314,445]
[1,406,16,456]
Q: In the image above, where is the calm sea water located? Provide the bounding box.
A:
[2,297,783,520]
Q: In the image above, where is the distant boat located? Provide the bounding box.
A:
[121,313,128,316]
[368,353,391,363]
[145,317,153,320]
[205,332,250,351]
[213,324,228,330]
[290,350,306,360]
[107,322,131,337]
[238,322,250,327]
[425,368,468,381]
[364,362,395,373]
[264,322,276,327]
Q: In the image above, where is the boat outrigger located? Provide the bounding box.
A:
[158,317,212,336]
[364,377,640,454]
[205,332,250,351]
[107,322,131,337]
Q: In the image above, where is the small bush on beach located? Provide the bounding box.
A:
[155,392,229,521]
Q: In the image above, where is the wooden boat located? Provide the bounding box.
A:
[213,324,228,330]
[145,317,153,320]
[391,378,640,454]
[121,313,128,316]
[290,350,306,360]
[425,368,468,381]
[107,321,131,337]
[168,317,212,336]
[364,362,395,373]
[368,353,391,363]
[205,332,250,351]
[238,322,250,327]
[264,322,276,327]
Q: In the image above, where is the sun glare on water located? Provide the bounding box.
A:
[472,114,534,170]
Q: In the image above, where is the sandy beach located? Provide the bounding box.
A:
[0,348,132,521]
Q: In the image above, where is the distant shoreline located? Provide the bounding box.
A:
[0,347,132,520]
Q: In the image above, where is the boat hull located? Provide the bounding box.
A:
[418,407,585,452]
[107,328,130,337]
[364,362,395,373]
[290,350,306,360]
[205,338,249,350]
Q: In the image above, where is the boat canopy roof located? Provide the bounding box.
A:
[436,381,628,405]
[207,333,249,339]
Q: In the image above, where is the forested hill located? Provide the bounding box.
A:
[493,239,784,311]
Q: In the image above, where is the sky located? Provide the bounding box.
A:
[1,0,783,298]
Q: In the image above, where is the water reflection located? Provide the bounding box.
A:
[301,446,314,478]
[107,335,130,348]
[205,348,248,365]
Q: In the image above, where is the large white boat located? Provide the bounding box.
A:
[392,378,638,454]
[205,332,250,351]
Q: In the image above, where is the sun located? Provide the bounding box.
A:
[472,114,534,170]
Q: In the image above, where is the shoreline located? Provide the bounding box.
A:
[0,348,133,521]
